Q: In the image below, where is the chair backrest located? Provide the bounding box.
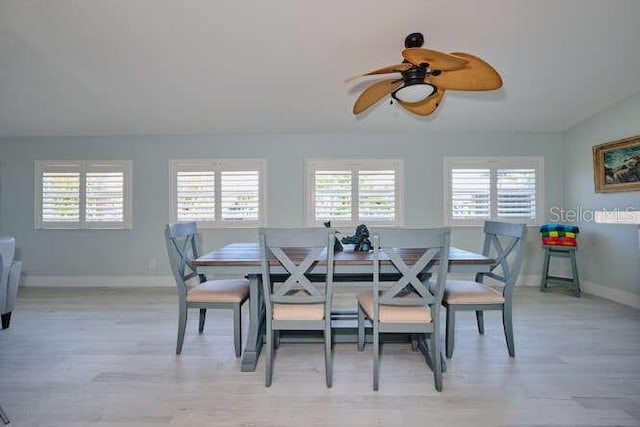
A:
[478,221,528,297]
[259,228,335,317]
[0,237,16,289]
[370,228,451,319]
[165,222,204,299]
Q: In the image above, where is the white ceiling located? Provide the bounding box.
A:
[1,0,639,137]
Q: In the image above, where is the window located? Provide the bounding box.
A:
[35,160,132,229]
[170,159,266,227]
[444,157,543,226]
[306,159,403,226]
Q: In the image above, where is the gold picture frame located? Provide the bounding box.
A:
[593,135,640,193]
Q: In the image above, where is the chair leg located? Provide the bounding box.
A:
[1,312,11,330]
[357,303,365,351]
[569,249,581,297]
[176,304,187,355]
[0,404,9,425]
[372,321,380,391]
[431,331,443,392]
[274,331,281,349]
[324,326,332,388]
[475,310,484,335]
[265,320,273,387]
[503,307,515,357]
[540,247,550,291]
[233,305,242,358]
[198,308,206,333]
[411,334,418,352]
[445,307,455,359]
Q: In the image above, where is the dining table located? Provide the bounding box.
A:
[194,242,495,372]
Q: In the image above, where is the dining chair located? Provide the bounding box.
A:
[165,222,249,357]
[440,221,527,359]
[356,227,451,391]
[259,227,336,388]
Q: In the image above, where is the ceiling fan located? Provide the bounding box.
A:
[346,32,503,117]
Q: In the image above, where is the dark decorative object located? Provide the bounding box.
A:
[341,224,372,251]
[323,221,343,252]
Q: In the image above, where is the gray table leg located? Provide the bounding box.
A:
[241,274,265,372]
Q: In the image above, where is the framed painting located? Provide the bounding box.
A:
[593,135,640,193]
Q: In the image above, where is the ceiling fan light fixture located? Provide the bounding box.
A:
[392,82,436,103]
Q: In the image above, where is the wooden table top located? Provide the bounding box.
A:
[194,243,494,267]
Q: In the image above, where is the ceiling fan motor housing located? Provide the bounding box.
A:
[401,64,427,85]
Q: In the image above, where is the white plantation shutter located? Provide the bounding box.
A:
[170,160,265,227]
[176,170,215,222]
[450,169,491,219]
[445,158,543,225]
[497,169,537,219]
[221,170,260,221]
[358,170,396,220]
[36,161,132,229]
[307,159,402,225]
[41,169,80,223]
[86,171,124,223]
[314,170,352,221]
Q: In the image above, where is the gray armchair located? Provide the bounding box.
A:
[1,236,22,330]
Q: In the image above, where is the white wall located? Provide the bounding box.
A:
[0,131,563,284]
[563,91,640,305]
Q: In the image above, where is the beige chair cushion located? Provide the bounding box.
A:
[272,290,326,321]
[357,291,431,323]
[273,302,325,321]
[186,278,250,303]
[440,280,505,304]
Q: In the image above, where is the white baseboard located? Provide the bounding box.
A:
[21,275,175,288]
[21,274,640,309]
[580,280,640,309]
[516,274,640,308]
[515,274,540,287]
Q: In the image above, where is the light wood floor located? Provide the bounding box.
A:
[1,286,639,427]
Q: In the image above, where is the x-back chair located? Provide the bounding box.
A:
[165,222,249,357]
[441,221,527,358]
[259,228,336,388]
[357,227,451,391]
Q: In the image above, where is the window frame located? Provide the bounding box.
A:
[443,156,544,226]
[34,160,133,230]
[305,158,404,227]
[169,159,267,228]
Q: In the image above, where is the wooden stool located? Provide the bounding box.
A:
[540,245,580,297]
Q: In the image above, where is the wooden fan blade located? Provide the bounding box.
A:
[427,52,503,91]
[402,48,468,70]
[353,79,404,114]
[397,89,445,116]
[345,63,413,83]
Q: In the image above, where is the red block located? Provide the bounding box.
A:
[542,237,577,246]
